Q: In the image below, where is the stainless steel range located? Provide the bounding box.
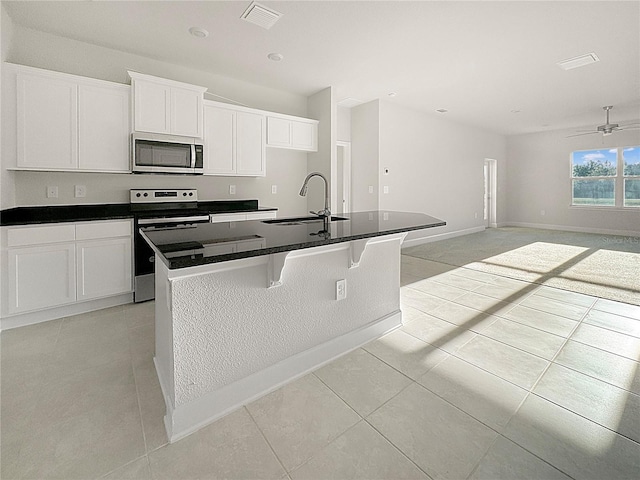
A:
[130,188,210,302]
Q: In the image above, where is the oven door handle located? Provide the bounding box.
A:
[138,215,211,225]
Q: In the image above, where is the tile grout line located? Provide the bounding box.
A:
[311,370,434,479]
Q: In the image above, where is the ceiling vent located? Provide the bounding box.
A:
[241,2,283,30]
[557,53,600,70]
[337,98,363,108]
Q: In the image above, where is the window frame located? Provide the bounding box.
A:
[570,145,640,209]
[622,147,640,208]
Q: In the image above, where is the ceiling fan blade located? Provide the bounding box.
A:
[566,131,599,138]
[619,125,640,131]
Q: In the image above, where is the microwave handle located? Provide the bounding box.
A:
[190,145,196,169]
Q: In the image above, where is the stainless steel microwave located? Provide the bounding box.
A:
[132,133,204,174]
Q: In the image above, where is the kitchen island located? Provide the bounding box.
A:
[141,211,445,442]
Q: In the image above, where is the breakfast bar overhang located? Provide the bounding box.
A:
[141,211,445,442]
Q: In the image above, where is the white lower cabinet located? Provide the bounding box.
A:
[77,237,132,301]
[3,220,133,316]
[8,243,76,314]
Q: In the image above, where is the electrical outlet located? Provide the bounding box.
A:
[47,186,58,198]
[229,185,236,195]
[383,186,389,194]
[74,185,86,198]
[336,279,347,301]
[474,212,478,219]
[368,185,374,194]
[541,209,546,216]
[271,185,277,194]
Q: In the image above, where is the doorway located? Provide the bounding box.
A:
[484,159,497,228]
[336,141,352,214]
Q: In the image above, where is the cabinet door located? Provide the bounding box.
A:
[17,73,78,169]
[8,244,76,314]
[266,117,291,147]
[171,87,203,137]
[77,238,132,301]
[291,120,317,151]
[133,80,170,134]
[78,84,131,172]
[203,105,235,175]
[236,112,265,176]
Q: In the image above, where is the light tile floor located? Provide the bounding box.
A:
[2,255,640,479]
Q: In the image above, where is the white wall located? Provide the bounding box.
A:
[306,87,335,214]
[350,100,507,240]
[337,106,351,142]
[1,24,312,216]
[350,100,380,212]
[506,128,640,235]
[0,4,15,209]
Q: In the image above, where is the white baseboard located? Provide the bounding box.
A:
[402,226,486,248]
[506,222,640,238]
[0,293,133,331]
[157,310,403,443]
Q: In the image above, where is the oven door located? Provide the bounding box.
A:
[133,215,210,302]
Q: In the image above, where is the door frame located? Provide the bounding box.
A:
[484,158,497,228]
[336,141,352,214]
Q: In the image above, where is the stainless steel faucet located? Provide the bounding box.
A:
[299,172,331,218]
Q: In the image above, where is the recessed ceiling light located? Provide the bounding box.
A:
[388,92,397,97]
[557,53,599,70]
[436,109,448,113]
[188,27,209,38]
[267,52,283,62]
[241,1,283,30]
[511,110,521,114]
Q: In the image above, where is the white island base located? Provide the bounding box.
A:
[153,232,407,442]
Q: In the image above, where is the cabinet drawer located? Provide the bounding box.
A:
[7,224,76,247]
[245,211,276,220]
[210,213,247,223]
[76,220,132,240]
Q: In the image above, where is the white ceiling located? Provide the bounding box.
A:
[3,1,640,136]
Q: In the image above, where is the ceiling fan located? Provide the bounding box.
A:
[568,106,640,137]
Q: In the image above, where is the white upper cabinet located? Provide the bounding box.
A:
[203,102,265,177]
[17,72,78,170]
[78,84,131,172]
[204,105,235,175]
[12,64,130,173]
[236,111,265,175]
[129,71,207,138]
[266,115,318,152]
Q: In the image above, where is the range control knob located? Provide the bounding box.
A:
[183,192,187,196]
[189,192,194,196]
[143,192,148,197]
[136,193,141,197]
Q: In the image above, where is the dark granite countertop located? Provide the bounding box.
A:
[0,200,277,226]
[140,211,446,269]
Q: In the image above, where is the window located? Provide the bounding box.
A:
[571,146,640,208]
[623,147,640,207]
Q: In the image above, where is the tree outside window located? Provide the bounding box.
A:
[571,148,616,206]
[571,146,640,208]
[623,147,640,207]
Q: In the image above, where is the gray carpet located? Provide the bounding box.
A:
[403,227,640,306]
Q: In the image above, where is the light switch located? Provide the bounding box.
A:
[229,185,236,195]
[383,186,389,194]
[271,185,277,194]
[75,185,87,198]
[368,185,374,194]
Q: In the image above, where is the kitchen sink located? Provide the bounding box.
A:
[262,215,349,225]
